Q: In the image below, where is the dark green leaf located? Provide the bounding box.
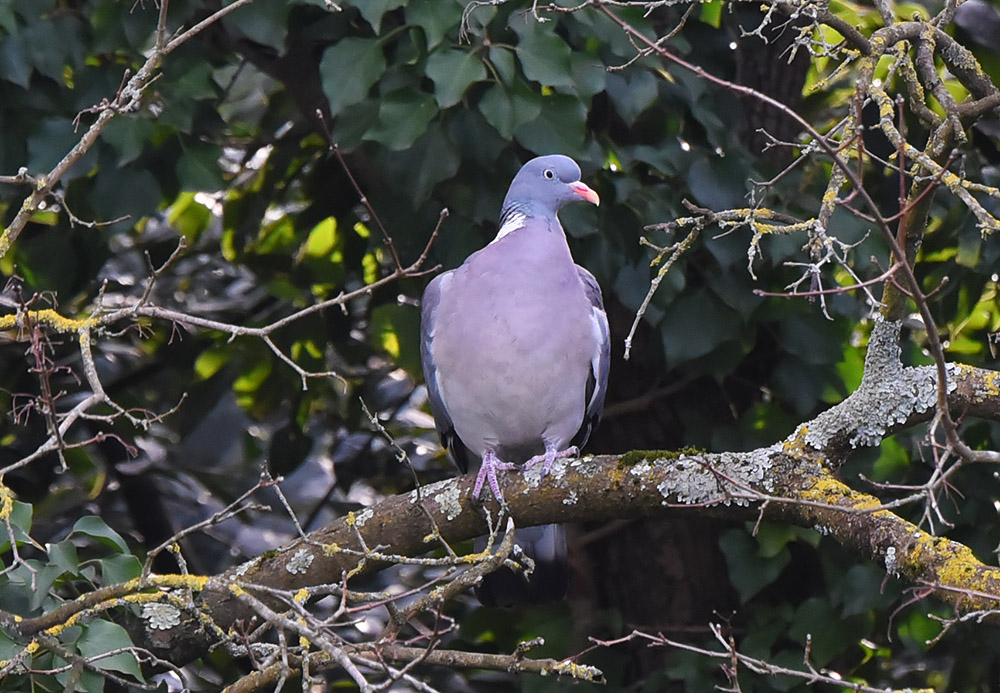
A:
[24,16,84,81]
[331,99,380,149]
[772,357,831,415]
[780,314,845,365]
[512,21,574,88]
[89,168,161,231]
[381,122,460,204]
[100,554,142,586]
[513,94,588,157]
[406,0,462,50]
[165,59,218,102]
[709,270,764,318]
[606,71,659,125]
[77,620,144,680]
[896,608,941,650]
[870,437,910,481]
[100,117,154,166]
[357,0,406,33]
[426,48,487,108]
[0,31,31,88]
[719,528,791,602]
[30,563,64,611]
[89,1,134,54]
[28,118,83,174]
[790,598,870,665]
[320,38,387,118]
[365,89,438,150]
[447,108,506,167]
[838,564,896,616]
[479,82,542,139]
[660,289,742,365]
[0,630,22,661]
[71,516,129,554]
[0,563,36,614]
[176,143,225,192]
[691,99,732,151]
[755,523,802,558]
[625,142,683,176]
[569,52,606,97]
[685,156,749,209]
[47,540,79,576]
[488,45,516,83]
[221,1,289,50]
[0,5,16,32]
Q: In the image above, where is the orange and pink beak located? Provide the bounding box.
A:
[570,181,600,206]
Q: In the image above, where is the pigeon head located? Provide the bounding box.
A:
[500,155,600,219]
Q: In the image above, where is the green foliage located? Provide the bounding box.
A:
[0,512,145,690]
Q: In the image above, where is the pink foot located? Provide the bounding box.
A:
[525,443,579,477]
[473,449,518,501]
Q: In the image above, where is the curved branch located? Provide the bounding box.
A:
[120,354,1000,663]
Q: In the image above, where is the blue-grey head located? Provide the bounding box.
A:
[500,155,600,220]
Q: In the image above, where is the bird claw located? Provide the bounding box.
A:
[525,444,579,477]
[473,449,518,502]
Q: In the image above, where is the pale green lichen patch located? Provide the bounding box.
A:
[628,460,654,491]
[354,508,374,528]
[547,457,570,481]
[804,319,955,449]
[409,478,454,504]
[550,660,604,682]
[520,462,546,491]
[142,602,181,631]
[884,546,898,576]
[519,457,572,492]
[286,548,314,575]
[656,444,778,506]
[433,483,463,521]
[233,557,258,577]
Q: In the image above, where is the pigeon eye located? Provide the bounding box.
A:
[543,169,555,179]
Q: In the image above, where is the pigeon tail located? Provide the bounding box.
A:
[475,523,568,607]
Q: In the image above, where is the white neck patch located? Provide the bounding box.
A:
[490,211,527,245]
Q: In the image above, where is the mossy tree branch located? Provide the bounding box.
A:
[112,319,1000,663]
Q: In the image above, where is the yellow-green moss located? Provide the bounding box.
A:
[0,484,13,521]
[980,370,1000,398]
[782,425,810,454]
[0,309,95,333]
[798,475,852,504]
[617,448,702,469]
[149,573,210,591]
[907,532,997,600]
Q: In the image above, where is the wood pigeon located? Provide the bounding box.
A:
[420,154,610,605]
